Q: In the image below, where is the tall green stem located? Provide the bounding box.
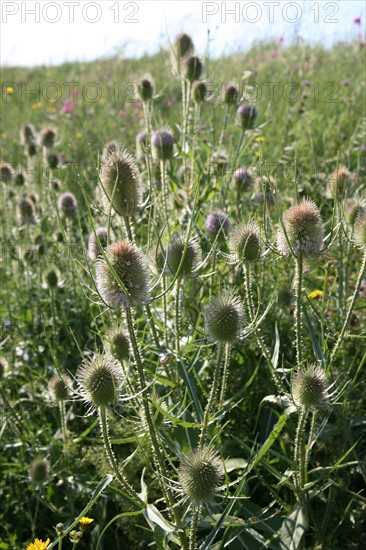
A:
[218,343,231,409]
[329,248,366,369]
[295,254,304,366]
[189,505,202,550]
[199,341,225,446]
[294,407,308,499]
[98,406,142,504]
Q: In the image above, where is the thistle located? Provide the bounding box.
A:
[88,227,114,260]
[138,75,155,102]
[95,240,150,308]
[16,196,36,224]
[182,55,203,82]
[179,446,224,506]
[344,198,365,226]
[0,162,15,183]
[171,33,194,73]
[77,353,124,411]
[354,210,366,247]
[192,80,207,103]
[204,212,230,241]
[277,198,323,257]
[57,191,77,218]
[30,457,50,484]
[48,373,72,401]
[326,165,351,198]
[151,129,175,161]
[229,220,261,263]
[105,326,130,362]
[292,364,328,410]
[101,140,119,165]
[100,149,142,216]
[254,175,277,204]
[222,82,239,106]
[20,123,37,147]
[167,234,201,277]
[233,167,253,191]
[39,126,56,148]
[236,104,258,130]
[203,291,244,343]
[43,266,61,289]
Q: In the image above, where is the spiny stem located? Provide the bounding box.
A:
[218,104,230,149]
[125,307,185,534]
[243,264,285,393]
[305,410,317,471]
[200,341,225,446]
[98,406,142,504]
[294,407,308,499]
[124,215,134,242]
[145,303,160,349]
[329,248,366,369]
[219,343,231,409]
[295,254,304,366]
[189,505,202,550]
[175,277,182,360]
[160,160,170,235]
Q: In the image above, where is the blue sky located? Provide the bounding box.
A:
[1,0,365,66]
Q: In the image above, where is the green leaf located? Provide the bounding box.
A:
[145,504,175,533]
[279,502,308,550]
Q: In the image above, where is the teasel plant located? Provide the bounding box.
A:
[94,238,189,545]
[277,198,324,367]
[229,220,285,393]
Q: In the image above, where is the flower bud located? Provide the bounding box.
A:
[233,167,253,191]
[203,291,244,343]
[326,165,351,198]
[230,220,261,263]
[192,80,207,103]
[182,55,203,82]
[277,198,323,257]
[204,212,230,241]
[167,234,201,277]
[151,130,175,161]
[105,327,130,362]
[354,210,366,247]
[236,104,258,130]
[39,126,56,148]
[88,227,114,260]
[48,373,72,401]
[179,446,224,506]
[138,76,154,102]
[30,457,50,483]
[16,196,36,224]
[0,162,15,183]
[77,353,124,410]
[292,364,328,410]
[222,82,239,106]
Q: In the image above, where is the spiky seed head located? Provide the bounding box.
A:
[230,220,261,263]
[95,240,150,308]
[48,373,72,401]
[16,196,36,224]
[254,175,277,204]
[20,123,37,146]
[27,142,37,156]
[15,172,26,186]
[292,364,328,410]
[77,353,124,410]
[105,327,130,362]
[326,165,351,198]
[354,210,366,247]
[192,80,207,103]
[278,198,323,257]
[0,356,9,379]
[179,446,224,506]
[44,266,60,288]
[233,167,253,191]
[39,126,57,148]
[100,149,141,216]
[167,234,202,277]
[57,191,77,218]
[88,227,114,260]
[47,153,59,169]
[236,104,258,129]
[205,212,231,241]
[203,291,244,343]
[344,198,366,226]
[30,457,50,483]
[173,33,194,60]
[0,162,15,183]
[101,140,119,165]
[182,55,203,82]
[223,83,239,106]
[138,75,155,102]
[151,130,175,161]
[212,152,228,177]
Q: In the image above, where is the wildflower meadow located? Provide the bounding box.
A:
[1,31,366,550]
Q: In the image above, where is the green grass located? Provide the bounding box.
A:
[0,37,365,549]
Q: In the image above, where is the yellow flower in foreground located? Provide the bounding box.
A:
[76,132,83,139]
[26,537,50,550]
[255,136,265,143]
[79,516,94,527]
[6,86,15,94]
[255,151,263,159]
[308,290,323,299]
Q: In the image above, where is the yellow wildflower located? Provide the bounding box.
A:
[308,290,323,299]
[79,516,94,527]
[255,151,263,159]
[6,86,15,94]
[255,136,265,143]
[76,132,83,139]
[26,537,50,550]
[49,98,58,104]
[99,97,106,105]
[32,102,43,110]
[47,106,57,113]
